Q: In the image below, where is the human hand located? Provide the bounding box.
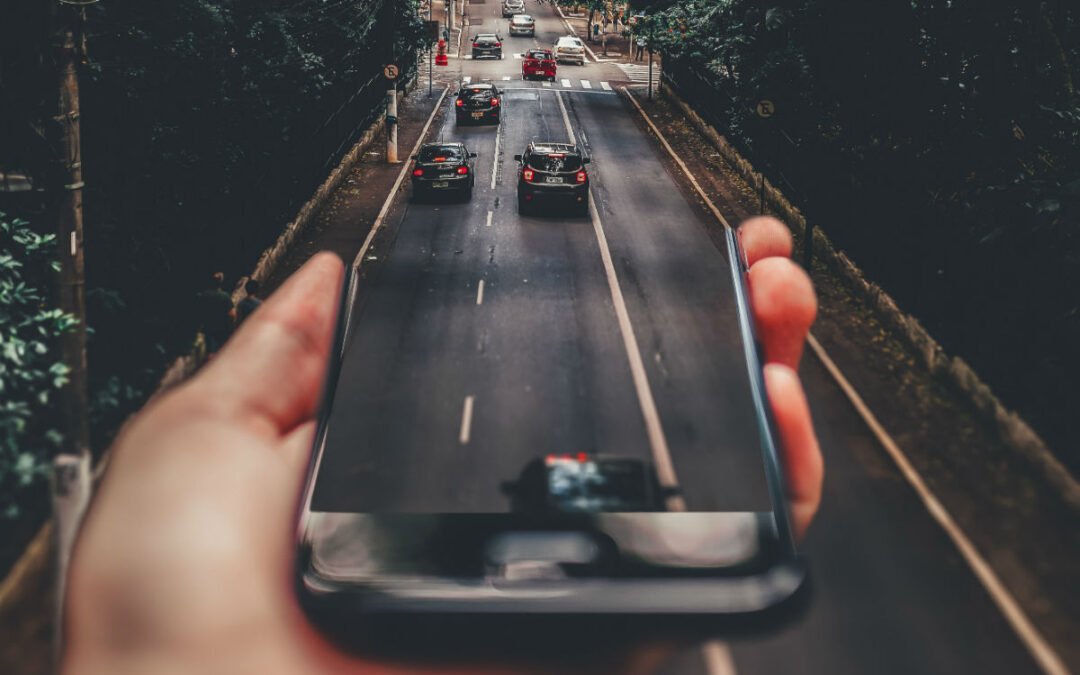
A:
[63,215,823,674]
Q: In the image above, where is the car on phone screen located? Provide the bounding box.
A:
[553,36,586,65]
[410,142,476,201]
[509,14,536,36]
[522,48,556,81]
[471,34,504,59]
[514,142,590,215]
[503,453,667,514]
[455,82,502,125]
[502,0,525,18]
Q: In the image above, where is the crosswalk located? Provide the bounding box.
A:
[460,76,618,93]
[616,63,658,85]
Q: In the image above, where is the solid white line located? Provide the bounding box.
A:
[561,78,571,88]
[459,395,475,445]
[476,279,485,305]
[502,76,511,80]
[623,85,1070,675]
[485,210,493,227]
[702,641,739,675]
[806,337,1069,675]
[490,122,501,190]
[463,75,472,83]
[581,79,592,89]
[600,81,612,91]
[553,90,686,511]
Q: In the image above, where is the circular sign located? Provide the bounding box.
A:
[383,64,400,80]
[755,100,776,118]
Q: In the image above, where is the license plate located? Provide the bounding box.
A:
[432,181,449,188]
[545,176,564,184]
[472,112,484,119]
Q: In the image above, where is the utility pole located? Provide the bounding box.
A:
[49,0,96,664]
[383,0,399,163]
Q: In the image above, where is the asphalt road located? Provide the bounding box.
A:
[311,2,1047,673]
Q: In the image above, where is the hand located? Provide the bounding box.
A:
[64,216,823,674]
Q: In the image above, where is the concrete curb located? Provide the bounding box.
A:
[658,80,1080,511]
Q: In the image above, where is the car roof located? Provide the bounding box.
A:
[475,33,500,38]
[420,141,465,149]
[556,36,582,44]
[460,82,495,89]
[528,142,580,155]
[512,14,533,20]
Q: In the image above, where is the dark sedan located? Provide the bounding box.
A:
[503,454,668,514]
[410,142,476,201]
[471,33,504,59]
[455,82,502,125]
[514,142,590,215]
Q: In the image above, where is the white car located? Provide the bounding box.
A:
[502,0,525,18]
[509,14,536,37]
[554,36,586,65]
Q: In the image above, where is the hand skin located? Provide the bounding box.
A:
[63,217,821,675]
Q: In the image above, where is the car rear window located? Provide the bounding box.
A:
[460,87,496,102]
[527,153,583,172]
[476,35,499,43]
[527,50,553,60]
[418,145,464,162]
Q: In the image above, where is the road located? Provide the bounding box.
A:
[311,2,1050,673]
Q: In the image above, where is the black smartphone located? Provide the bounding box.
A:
[296,227,808,631]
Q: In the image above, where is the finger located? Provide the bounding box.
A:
[738,216,792,266]
[193,253,345,435]
[765,364,823,539]
[748,257,816,369]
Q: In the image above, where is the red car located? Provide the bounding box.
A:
[522,48,557,81]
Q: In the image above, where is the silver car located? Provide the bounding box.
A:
[502,0,525,18]
[554,36,586,65]
[509,14,536,37]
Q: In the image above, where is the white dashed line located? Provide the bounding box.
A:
[462,75,471,83]
[581,79,592,89]
[542,81,552,87]
[476,279,485,305]
[502,76,511,80]
[561,78,571,88]
[490,122,501,190]
[459,395,475,445]
[600,81,612,91]
[485,210,493,227]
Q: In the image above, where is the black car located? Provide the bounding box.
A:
[410,142,476,201]
[503,454,668,514]
[455,82,502,125]
[514,142,590,215]
[471,33,504,59]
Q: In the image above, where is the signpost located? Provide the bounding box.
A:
[754,100,775,214]
[384,64,400,163]
[425,17,439,96]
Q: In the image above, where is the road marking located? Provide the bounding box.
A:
[463,75,472,83]
[476,279,485,305]
[600,81,612,91]
[485,210,493,227]
[459,395,475,445]
[502,75,511,80]
[561,78,571,88]
[702,642,738,675]
[490,121,501,190]
[542,82,552,87]
[581,79,592,89]
[553,89,686,511]
[623,85,1071,675]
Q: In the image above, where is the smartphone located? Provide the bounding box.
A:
[296,227,808,632]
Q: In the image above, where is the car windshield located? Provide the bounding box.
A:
[527,50,553,60]
[476,35,499,43]
[559,38,583,48]
[528,152,582,172]
[547,460,653,511]
[418,145,464,163]
[513,16,532,23]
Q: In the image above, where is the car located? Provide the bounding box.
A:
[410,142,476,201]
[553,36,586,65]
[522,48,556,81]
[501,0,525,18]
[502,453,668,514]
[471,33,504,59]
[515,142,590,215]
[454,82,502,125]
[508,14,536,37]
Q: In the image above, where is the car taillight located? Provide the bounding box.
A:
[456,166,469,175]
[494,42,502,47]
[490,97,499,106]
[576,170,587,184]
[473,42,480,47]
[413,168,424,177]
[523,168,534,182]
[455,99,464,107]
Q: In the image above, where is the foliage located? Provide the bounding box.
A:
[658,0,1080,454]
[0,213,75,518]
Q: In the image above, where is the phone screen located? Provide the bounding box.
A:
[300,230,793,593]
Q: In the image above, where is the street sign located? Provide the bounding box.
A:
[425,20,441,43]
[756,100,776,118]
[383,64,400,80]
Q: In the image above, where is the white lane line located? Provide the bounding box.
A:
[490,121,501,190]
[485,210,493,227]
[553,89,686,511]
[600,81,612,91]
[702,642,739,675]
[561,78,571,88]
[476,279,485,305]
[542,82,552,87]
[623,86,1071,675]
[459,395,475,445]
[463,75,472,83]
[502,76,511,80]
[807,338,1069,675]
[581,79,592,89]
